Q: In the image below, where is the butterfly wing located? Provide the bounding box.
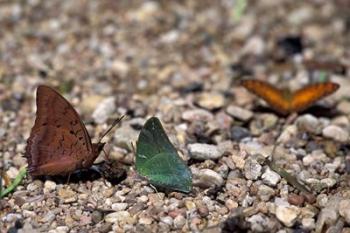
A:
[291,82,339,113]
[241,80,290,115]
[136,117,192,193]
[25,85,93,176]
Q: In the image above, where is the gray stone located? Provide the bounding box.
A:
[43,180,57,193]
[160,216,173,225]
[92,97,116,124]
[105,211,130,223]
[322,125,349,142]
[114,125,139,150]
[230,126,250,141]
[258,184,275,201]
[111,203,128,211]
[339,199,350,224]
[226,105,253,121]
[296,114,321,134]
[196,92,225,110]
[275,204,300,227]
[41,211,56,223]
[250,114,278,135]
[48,226,69,233]
[262,168,281,187]
[182,109,214,122]
[244,158,262,180]
[301,218,315,230]
[193,168,224,188]
[247,214,269,232]
[173,215,186,229]
[315,196,340,232]
[188,143,223,160]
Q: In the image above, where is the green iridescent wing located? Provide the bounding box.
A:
[136,117,192,193]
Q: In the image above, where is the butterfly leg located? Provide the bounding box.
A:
[149,184,163,199]
[66,173,72,184]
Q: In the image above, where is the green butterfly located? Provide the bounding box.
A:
[136,117,192,193]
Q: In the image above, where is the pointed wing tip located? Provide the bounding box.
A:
[331,82,340,90]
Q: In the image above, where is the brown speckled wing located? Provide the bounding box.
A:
[25,85,93,176]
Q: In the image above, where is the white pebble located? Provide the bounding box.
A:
[44,180,57,193]
[275,205,300,227]
[188,143,223,160]
[262,168,281,187]
[92,97,116,124]
[193,169,224,188]
[226,105,253,121]
[322,125,349,142]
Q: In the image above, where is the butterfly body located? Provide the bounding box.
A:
[241,80,339,115]
[136,117,192,193]
[26,85,105,176]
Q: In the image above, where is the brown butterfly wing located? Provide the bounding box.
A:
[291,82,339,113]
[241,80,290,115]
[25,85,95,176]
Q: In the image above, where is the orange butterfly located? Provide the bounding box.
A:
[241,80,339,115]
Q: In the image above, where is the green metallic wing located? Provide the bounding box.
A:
[136,117,192,193]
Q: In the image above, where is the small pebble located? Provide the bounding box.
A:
[104,211,130,223]
[230,126,251,141]
[193,169,224,188]
[262,168,281,187]
[257,185,275,201]
[92,211,103,224]
[6,167,19,179]
[114,125,139,150]
[48,226,69,233]
[339,199,350,224]
[302,218,315,230]
[173,215,186,229]
[196,92,225,110]
[57,188,77,203]
[44,180,57,193]
[80,95,104,114]
[40,211,56,223]
[139,216,153,225]
[188,143,223,160]
[296,114,321,134]
[275,205,300,227]
[247,214,268,232]
[182,109,214,122]
[288,193,305,206]
[244,158,262,180]
[160,216,173,225]
[277,125,297,144]
[250,114,278,135]
[111,203,128,211]
[226,105,253,121]
[92,97,116,124]
[320,178,336,188]
[322,125,349,142]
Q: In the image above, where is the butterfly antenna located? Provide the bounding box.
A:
[130,142,136,154]
[98,115,125,143]
[102,148,109,161]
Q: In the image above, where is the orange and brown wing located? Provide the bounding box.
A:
[241,80,290,115]
[291,82,339,113]
[25,85,93,176]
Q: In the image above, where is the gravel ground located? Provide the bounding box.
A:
[1,1,350,232]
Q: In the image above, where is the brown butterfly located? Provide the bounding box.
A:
[25,85,121,176]
[241,80,339,115]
